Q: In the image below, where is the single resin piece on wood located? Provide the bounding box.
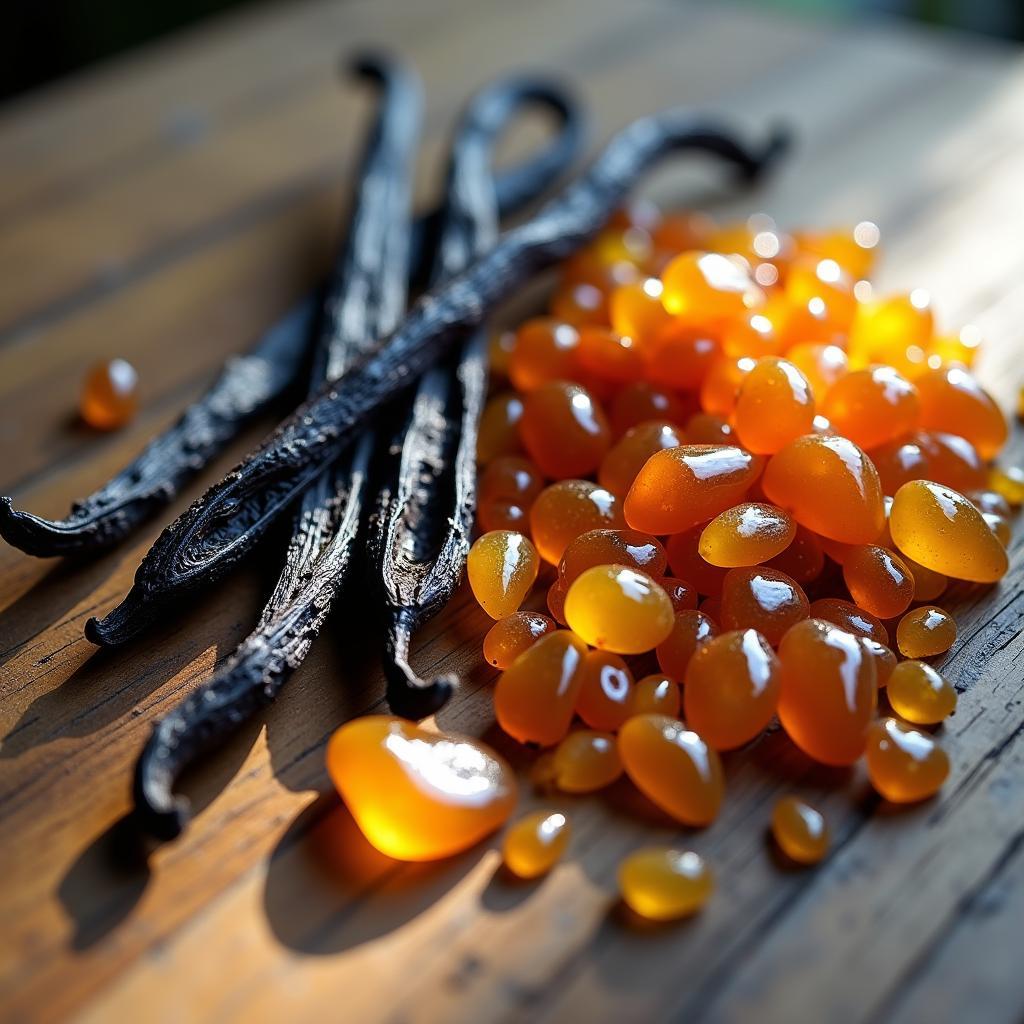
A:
[598,420,684,496]
[618,714,724,825]
[630,674,681,717]
[684,628,781,749]
[530,480,624,564]
[553,731,623,793]
[576,650,635,731]
[656,610,718,679]
[494,631,588,746]
[482,612,556,669]
[503,810,571,878]
[896,605,957,658]
[559,529,667,586]
[777,618,877,766]
[619,847,714,920]
[699,503,796,568]
[564,565,674,654]
[719,567,809,646]
[326,717,517,861]
[732,357,815,454]
[841,544,914,619]
[865,718,950,803]
[519,381,611,477]
[886,660,957,724]
[80,358,139,430]
[467,531,540,619]
[821,365,919,450]
[771,796,830,865]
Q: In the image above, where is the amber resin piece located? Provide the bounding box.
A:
[503,810,571,878]
[619,847,714,920]
[80,358,139,430]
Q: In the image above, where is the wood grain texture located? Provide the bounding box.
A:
[1,1,1023,1021]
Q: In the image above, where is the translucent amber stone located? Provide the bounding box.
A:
[509,318,580,391]
[494,630,588,746]
[483,611,556,669]
[618,714,724,825]
[765,525,825,584]
[720,567,809,646]
[684,412,734,445]
[785,257,857,332]
[661,251,764,325]
[624,445,763,535]
[478,499,529,534]
[968,489,1012,518]
[699,502,796,567]
[777,618,878,765]
[559,529,667,587]
[644,322,721,390]
[787,343,849,397]
[916,431,987,493]
[576,650,635,731]
[684,628,780,749]
[808,598,888,646]
[80,358,139,430]
[896,605,956,658]
[889,480,1008,583]
[822,366,920,449]
[666,525,729,595]
[983,511,1012,547]
[577,326,645,384]
[619,848,714,920]
[564,565,674,654]
[530,480,624,564]
[721,309,786,360]
[598,420,683,497]
[654,576,698,612]
[610,381,691,436]
[868,434,930,495]
[914,366,1007,458]
[762,434,885,544]
[547,580,568,625]
[860,637,897,687]
[989,465,1024,506]
[841,544,914,619]
[553,731,623,793]
[656,610,718,679]
[903,556,948,602]
[630,674,681,717]
[478,392,525,463]
[771,796,830,864]
[326,716,517,861]
[503,811,571,878]
[609,279,672,341]
[866,718,949,803]
[478,455,544,507]
[467,531,540,619]
[519,381,611,478]
[733,357,815,455]
[887,660,957,724]
[700,355,755,416]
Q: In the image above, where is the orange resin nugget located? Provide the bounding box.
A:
[889,480,1008,583]
[478,455,544,507]
[842,544,914,619]
[610,278,672,341]
[576,650,635,731]
[619,848,714,921]
[762,434,885,544]
[553,731,623,793]
[577,326,645,384]
[771,796,830,865]
[661,251,764,323]
[914,366,1007,458]
[326,717,517,861]
[519,381,611,478]
[765,525,825,584]
[547,580,568,625]
[887,660,957,724]
[483,611,556,669]
[916,431,987,492]
[808,597,888,646]
[656,609,718,679]
[777,618,878,766]
[859,637,897,688]
[631,674,681,717]
[530,480,624,564]
[494,630,588,746]
[666,525,729,595]
[794,221,880,280]
[618,714,724,825]
[624,445,763,535]
[733,357,815,455]
[654,576,698,612]
[684,412,734,445]
[684,628,781,750]
[699,502,796,567]
[720,567,809,646]
[866,718,949,803]
[869,434,931,495]
[903,556,948,602]
[989,464,1024,506]
[478,392,525,463]
[785,257,857,332]
[610,381,691,435]
[467,531,539,619]
[503,811,571,879]
[787,342,849,396]
[896,605,956,658]
[508,318,580,391]
[721,309,786,360]
[598,420,683,496]
[848,291,934,365]
[478,499,529,533]
[559,529,667,587]
[822,366,920,450]
[644,322,721,390]
[80,358,139,430]
[564,565,674,654]
[700,355,755,416]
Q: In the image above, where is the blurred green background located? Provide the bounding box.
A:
[3,0,1023,103]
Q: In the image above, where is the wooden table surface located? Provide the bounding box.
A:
[3,1,1024,1020]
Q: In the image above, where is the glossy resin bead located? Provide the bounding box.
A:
[841,544,914,619]
[860,637,897,688]
[619,848,714,920]
[494,630,588,746]
[577,326,645,384]
[610,278,672,341]
[654,576,699,612]
[478,392,525,463]
[808,598,889,646]
[598,420,683,497]
[886,660,957,724]
[787,342,849,397]
[553,731,623,793]
[609,381,691,436]
[656,610,719,680]
[866,718,950,803]
[777,618,878,766]
[530,480,624,564]
[896,605,957,658]
[989,464,1024,506]
[519,381,611,478]
[916,431,987,493]
[467,531,540,619]
[684,628,781,749]
[699,502,796,567]
[821,365,919,450]
[684,412,734,446]
[733,357,816,455]
[618,714,724,825]
[889,480,1008,583]
[508,318,580,391]
[914,366,1007,458]
[661,250,764,325]
[80,358,139,430]
[720,567,809,646]
[771,796,830,865]
[762,434,885,544]
[478,455,544,509]
[624,445,763,535]
[700,355,755,416]
[576,650,635,731]
[630,674,681,717]
[559,529,667,587]
[564,565,674,654]
[483,611,557,670]
[868,434,931,495]
[645,322,721,391]
[326,717,517,861]
[503,811,571,878]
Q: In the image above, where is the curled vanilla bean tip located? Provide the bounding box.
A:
[133,756,189,841]
[386,672,456,721]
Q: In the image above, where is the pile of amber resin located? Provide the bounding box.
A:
[330,206,1020,921]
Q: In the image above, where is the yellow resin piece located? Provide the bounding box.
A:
[503,811,571,878]
[619,847,714,920]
